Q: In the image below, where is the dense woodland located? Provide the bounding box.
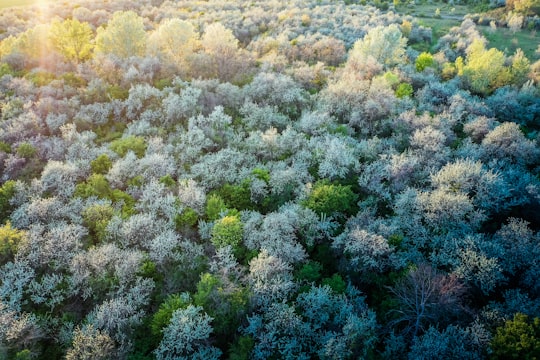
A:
[0,0,539,358]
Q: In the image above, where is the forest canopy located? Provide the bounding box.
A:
[0,0,539,359]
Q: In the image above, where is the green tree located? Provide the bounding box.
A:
[0,180,16,223]
[211,215,248,260]
[90,154,113,175]
[49,19,94,63]
[462,40,508,95]
[302,180,358,218]
[193,273,248,339]
[95,11,147,58]
[151,293,192,337]
[82,203,115,244]
[0,222,25,263]
[416,52,435,72]
[109,136,147,158]
[491,313,540,359]
[510,48,531,87]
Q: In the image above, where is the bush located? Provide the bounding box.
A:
[416,52,436,72]
[16,143,37,159]
[491,313,540,359]
[90,154,113,175]
[0,222,25,262]
[110,136,147,158]
[0,180,16,223]
[302,180,358,218]
[396,83,414,98]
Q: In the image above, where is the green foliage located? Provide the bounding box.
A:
[159,174,176,188]
[193,273,249,337]
[0,141,11,153]
[215,180,253,211]
[106,85,130,100]
[74,174,112,199]
[295,261,323,283]
[82,203,114,244]
[90,154,112,175]
[383,71,400,87]
[109,136,147,158]
[416,52,435,71]
[25,71,56,86]
[206,194,228,221]
[16,142,36,158]
[210,215,248,260]
[302,180,358,218]
[252,168,270,183]
[127,175,144,188]
[510,48,531,87]
[151,293,191,337]
[154,78,173,90]
[491,313,540,359]
[321,273,347,294]
[0,222,25,262]
[62,72,87,88]
[228,336,255,360]
[0,62,16,77]
[0,180,16,223]
[462,40,510,96]
[15,349,32,360]
[49,18,94,63]
[175,207,199,229]
[74,175,135,216]
[395,83,414,98]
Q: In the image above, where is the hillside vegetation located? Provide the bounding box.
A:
[0,0,539,359]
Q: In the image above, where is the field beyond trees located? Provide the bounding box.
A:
[0,0,539,359]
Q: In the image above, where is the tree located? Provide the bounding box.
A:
[409,325,486,360]
[389,264,466,337]
[462,40,508,95]
[95,11,147,59]
[48,19,94,63]
[148,19,197,72]
[482,122,539,165]
[65,325,116,360]
[415,52,436,72]
[302,180,358,219]
[0,222,25,264]
[211,215,244,253]
[197,22,249,82]
[348,24,407,68]
[491,313,540,359]
[154,305,221,360]
[0,181,16,224]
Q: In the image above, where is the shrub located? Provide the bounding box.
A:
[302,180,358,218]
[491,313,540,359]
[110,136,147,158]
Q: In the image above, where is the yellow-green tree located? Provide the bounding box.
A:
[0,222,26,263]
[0,24,51,65]
[95,11,147,59]
[49,19,94,63]
[462,40,507,95]
[148,19,198,71]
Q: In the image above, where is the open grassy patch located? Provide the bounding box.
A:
[480,25,539,60]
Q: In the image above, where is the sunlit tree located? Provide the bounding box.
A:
[49,19,94,63]
[95,11,147,59]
